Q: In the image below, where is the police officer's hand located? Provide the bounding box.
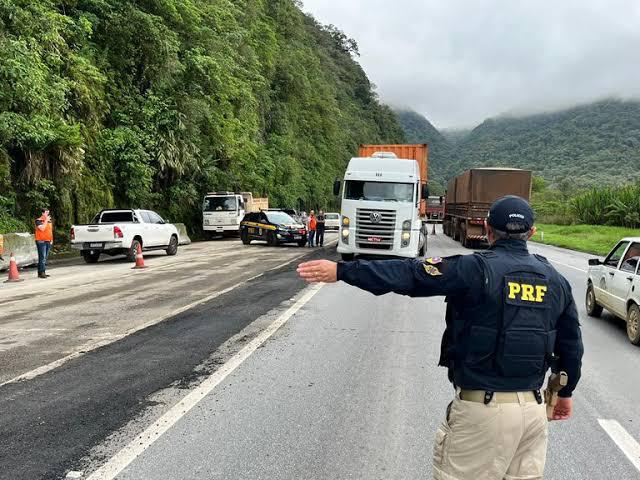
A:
[552,397,573,421]
[297,260,337,283]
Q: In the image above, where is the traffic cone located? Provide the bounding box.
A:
[4,253,24,283]
[432,224,437,235]
[132,244,147,270]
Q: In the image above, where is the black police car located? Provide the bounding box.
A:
[240,210,307,247]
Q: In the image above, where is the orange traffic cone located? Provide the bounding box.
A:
[131,244,147,270]
[4,253,24,283]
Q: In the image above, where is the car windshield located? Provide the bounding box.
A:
[344,181,414,202]
[204,196,237,212]
[266,212,295,224]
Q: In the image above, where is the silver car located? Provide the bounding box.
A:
[586,237,640,345]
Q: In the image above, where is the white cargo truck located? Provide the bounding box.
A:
[202,192,268,239]
[335,152,428,260]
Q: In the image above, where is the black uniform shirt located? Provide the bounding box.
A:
[336,239,583,397]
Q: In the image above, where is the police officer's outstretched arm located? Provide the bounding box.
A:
[552,278,584,420]
[297,257,475,298]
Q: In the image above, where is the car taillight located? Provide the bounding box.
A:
[299,229,306,234]
[114,226,123,239]
[70,227,75,241]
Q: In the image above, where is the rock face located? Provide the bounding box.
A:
[0,233,38,271]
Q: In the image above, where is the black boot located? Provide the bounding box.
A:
[38,272,47,279]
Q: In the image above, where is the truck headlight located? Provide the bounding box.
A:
[401,232,411,241]
[402,220,411,231]
[342,228,350,238]
[342,216,350,226]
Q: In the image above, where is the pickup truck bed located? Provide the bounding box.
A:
[71,209,180,263]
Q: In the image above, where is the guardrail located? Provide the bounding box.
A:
[0,233,38,271]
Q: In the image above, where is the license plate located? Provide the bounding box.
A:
[294,235,302,240]
[367,237,382,243]
[90,243,103,248]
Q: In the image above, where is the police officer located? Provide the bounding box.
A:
[297,196,583,480]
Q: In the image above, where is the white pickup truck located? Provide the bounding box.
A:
[70,209,180,263]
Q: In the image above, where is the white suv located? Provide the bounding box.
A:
[586,238,640,345]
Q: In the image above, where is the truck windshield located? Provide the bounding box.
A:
[204,196,237,212]
[344,181,414,202]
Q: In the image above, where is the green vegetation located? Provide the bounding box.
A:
[532,224,639,257]
[0,0,404,235]
[395,109,455,195]
[399,99,640,189]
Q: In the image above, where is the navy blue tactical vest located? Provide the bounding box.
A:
[444,248,566,392]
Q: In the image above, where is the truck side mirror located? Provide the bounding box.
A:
[439,196,444,205]
[421,184,429,199]
[333,180,341,196]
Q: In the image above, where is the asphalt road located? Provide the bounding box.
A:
[2,229,640,479]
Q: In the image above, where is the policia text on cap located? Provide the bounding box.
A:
[297,196,583,480]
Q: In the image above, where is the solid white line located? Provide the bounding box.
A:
[598,419,640,472]
[548,259,587,273]
[0,274,262,387]
[86,284,324,480]
[0,246,328,387]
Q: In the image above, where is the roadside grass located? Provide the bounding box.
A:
[533,224,640,256]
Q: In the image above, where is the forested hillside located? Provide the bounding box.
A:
[394,110,453,194]
[0,0,404,234]
[399,100,640,189]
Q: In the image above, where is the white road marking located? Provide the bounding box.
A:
[85,284,324,480]
[548,259,587,273]
[0,244,334,387]
[598,419,640,472]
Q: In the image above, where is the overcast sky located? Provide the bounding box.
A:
[302,0,640,129]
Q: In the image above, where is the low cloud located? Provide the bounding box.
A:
[303,0,640,128]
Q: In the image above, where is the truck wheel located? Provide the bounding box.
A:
[341,253,355,261]
[241,230,251,245]
[267,231,278,247]
[166,235,178,256]
[627,303,640,345]
[127,239,141,262]
[585,283,603,317]
[297,236,307,247]
[82,251,100,264]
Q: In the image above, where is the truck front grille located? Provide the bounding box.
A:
[356,208,396,249]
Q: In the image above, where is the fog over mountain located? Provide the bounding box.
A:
[303,0,640,128]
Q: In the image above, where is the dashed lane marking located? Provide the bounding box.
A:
[598,419,640,473]
[85,283,324,480]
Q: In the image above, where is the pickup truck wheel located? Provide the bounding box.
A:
[166,235,178,256]
[82,251,100,264]
[586,283,603,317]
[627,303,640,345]
[127,239,141,262]
[297,237,307,247]
[241,230,251,245]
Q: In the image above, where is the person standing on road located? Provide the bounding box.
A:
[34,207,54,279]
[307,210,317,247]
[316,210,326,247]
[297,196,583,480]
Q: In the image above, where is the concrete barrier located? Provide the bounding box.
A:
[174,223,192,245]
[0,233,38,271]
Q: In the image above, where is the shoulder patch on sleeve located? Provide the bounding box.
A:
[423,264,443,276]
[425,257,443,265]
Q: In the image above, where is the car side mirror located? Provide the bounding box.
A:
[588,258,601,266]
[333,180,341,196]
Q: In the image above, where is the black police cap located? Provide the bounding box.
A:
[487,195,534,233]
